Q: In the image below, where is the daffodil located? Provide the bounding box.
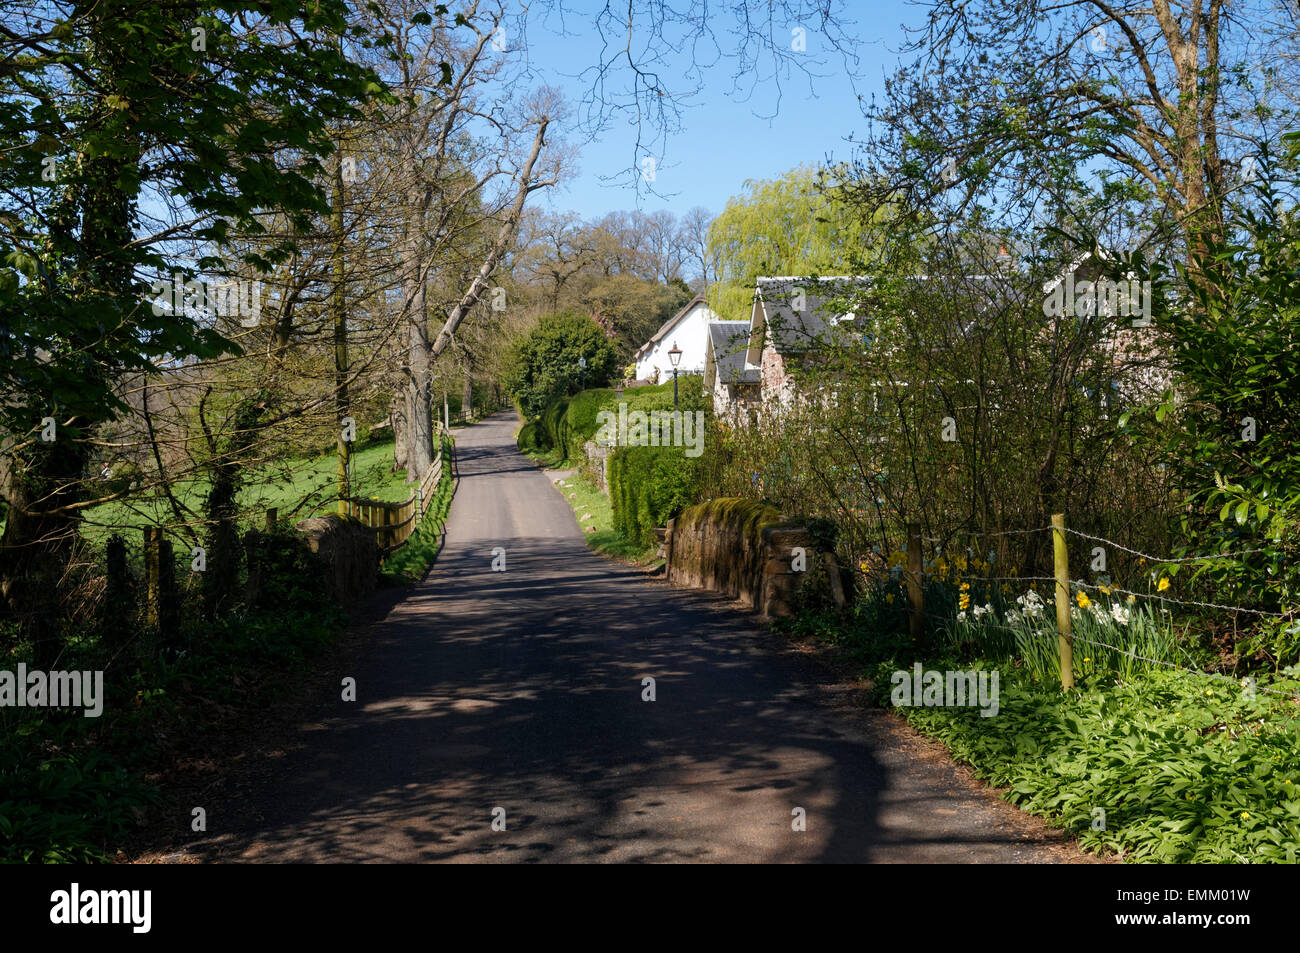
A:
[1076,591,1091,609]
[1157,577,1170,592]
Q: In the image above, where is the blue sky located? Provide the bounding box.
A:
[516,0,921,221]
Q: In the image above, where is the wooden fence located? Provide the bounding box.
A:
[128,438,452,632]
[258,439,448,557]
[344,444,445,555]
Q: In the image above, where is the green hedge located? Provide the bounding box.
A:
[519,380,709,549]
[608,443,705,549]
[517,420,544,454]
[519,378,705,466]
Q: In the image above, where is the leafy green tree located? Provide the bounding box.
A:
[1149,141,1300,661]
[504,311,617,418]
[0,1,381,659]
[583,274,691,362]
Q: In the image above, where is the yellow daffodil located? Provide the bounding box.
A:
[1099,584,1111,595]
[1157,577,1170,591]
[1076,591,1091,609]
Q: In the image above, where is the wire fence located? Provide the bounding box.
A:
[921,608,1300,703]
[878,515,1299,699]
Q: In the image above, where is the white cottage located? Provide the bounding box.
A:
[633,295,720,383]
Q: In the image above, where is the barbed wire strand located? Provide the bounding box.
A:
[1070,578,1293,620]
[1062,528,1275,565]
[912,524,1274,566]
[920,526,1053,543]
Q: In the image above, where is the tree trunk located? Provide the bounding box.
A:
[391,388,409,473]
[332,149,350,513]
[0,435,89,666]
[462,365,474,423]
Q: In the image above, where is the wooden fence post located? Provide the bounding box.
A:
[157,536,179,647]
[103,534,134,650]
[906,522,924,645]
[142,527,160,627]
[823,550,846,609]
[1052,513,1075,690]
[664,517,675,582]
[265,507,276,532]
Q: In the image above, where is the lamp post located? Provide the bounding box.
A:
[668,341,681,407]
[577,355,587,392]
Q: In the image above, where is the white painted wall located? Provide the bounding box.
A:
[634,301,719,381]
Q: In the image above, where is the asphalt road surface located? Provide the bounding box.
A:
[194,410,1085,863]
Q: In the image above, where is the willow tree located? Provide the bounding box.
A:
[706,165,890,320]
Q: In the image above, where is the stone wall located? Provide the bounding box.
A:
[295,513,379,605]
[582,439,610,491]
[667,498,814,617]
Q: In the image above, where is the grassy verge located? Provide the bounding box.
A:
[516,437,658,565]
[551,471,657,563]
[777,601,1300,863]
[380,435,456,583]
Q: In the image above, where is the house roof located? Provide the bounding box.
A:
[635,295,710,360]
[706,321,758,385]
[749,276,871,357]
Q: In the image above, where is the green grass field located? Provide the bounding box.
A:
[75,439,413,546]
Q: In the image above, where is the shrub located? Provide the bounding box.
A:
[539,396,571,453]
[561,388,616,463]
[519,379,707,464]
[503,311,618,418]
[517,420,544,453]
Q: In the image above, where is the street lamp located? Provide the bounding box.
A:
[667,341,682,407]
[577,355,587,392]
